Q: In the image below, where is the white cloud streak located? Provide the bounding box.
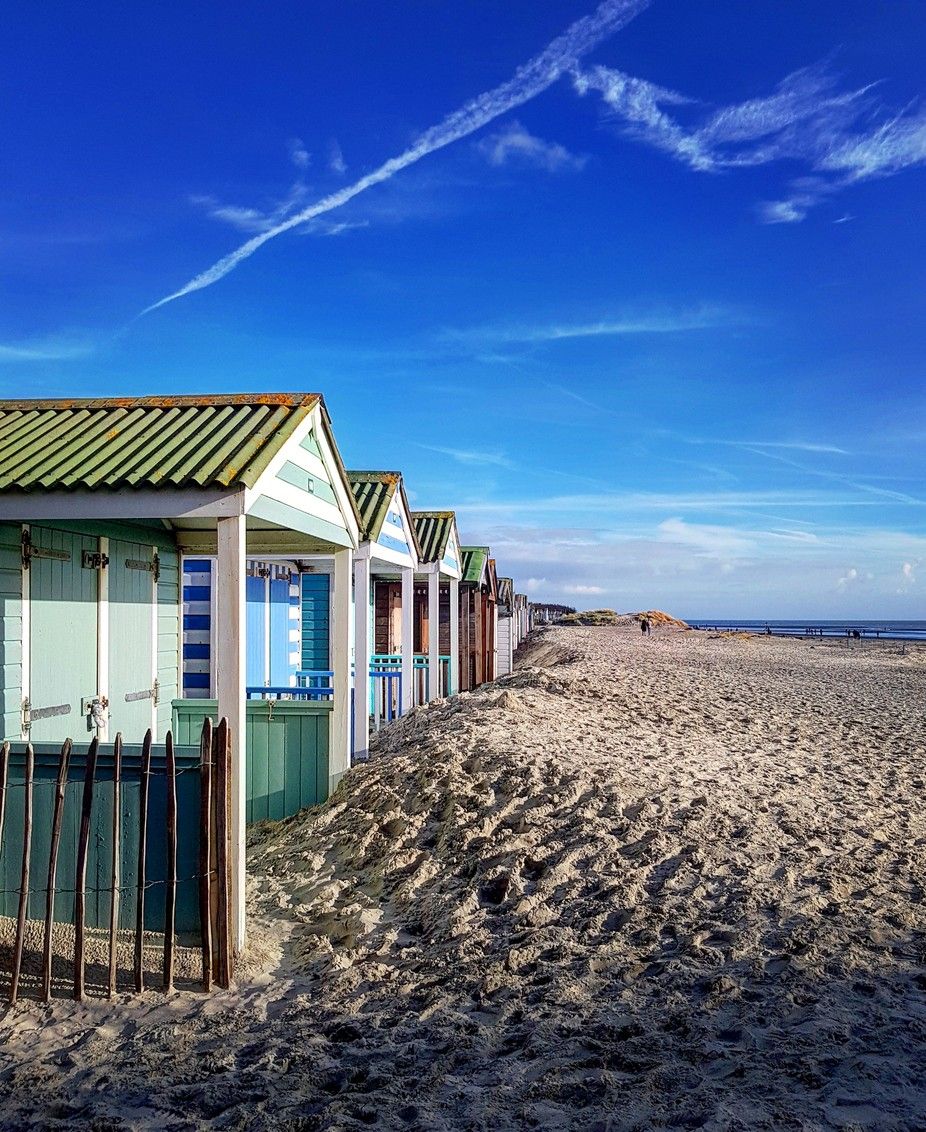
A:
[418,444,514,469]
[141,0,650,314]
[574,59,926,221]
[447,305,735,345]
[0,339,94,362]
[477,120,587,171]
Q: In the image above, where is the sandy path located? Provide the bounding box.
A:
[0,626,924,1130]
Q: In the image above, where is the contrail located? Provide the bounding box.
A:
[141,0,649,315]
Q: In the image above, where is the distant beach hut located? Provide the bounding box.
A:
[411,511,463,703]
[346,471,421,760]
[458,547,499,691]
[496,577,515,677]
[0,393,360,952]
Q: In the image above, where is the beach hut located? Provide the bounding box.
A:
[496,577,515,677]
[410,511,463,703]
[0,393,360,950]
[514,592,530,643]
[346,471,421,760]
[458,547,499,691]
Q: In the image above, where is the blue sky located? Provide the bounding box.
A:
[2,1,925,618]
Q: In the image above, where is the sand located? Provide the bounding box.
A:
[1,625,925,1130]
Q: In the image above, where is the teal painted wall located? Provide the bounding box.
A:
[172,699,332,822]
[0,741,202,933]
[301,573,330,671]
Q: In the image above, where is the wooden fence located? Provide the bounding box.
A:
[0,718,232,1003]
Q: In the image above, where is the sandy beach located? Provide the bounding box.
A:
[1,624,925,1130]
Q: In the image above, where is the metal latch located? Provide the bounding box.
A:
[81,695,109,731]
[82,550,110,570]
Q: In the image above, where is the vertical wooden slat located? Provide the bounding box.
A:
[10,743,34,1003]
[42,738,72,1002]
[74,735,99,1002]
[134,729,152,993]
[163,731,177,993]
[198,718,213,992]
[108,733,122,998]
[213,718,232,988]
[0,742,6,999]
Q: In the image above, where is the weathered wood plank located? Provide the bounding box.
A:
[74,736,99,1002]
[163,731,177,993]
[108,733,122,998]
[134,729,152,993]
[198,718,213,992]
[42,739,72,1002]
[10,743,34,1003]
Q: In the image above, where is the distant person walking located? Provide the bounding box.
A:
[640,616,651,637]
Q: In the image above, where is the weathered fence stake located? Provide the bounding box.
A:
[0,742,7,998]
[108,734,122,998]
[41,739,72,1002]
[10,743,34,1003]
[163,731,177,993]
[214,718,232,989]
[134,729,152,993]
[199,718,213,992]
[74,736,99,1002]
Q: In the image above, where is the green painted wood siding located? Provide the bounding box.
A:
[301,573,330,671]
[0,741,202,932]
[172,699,332,822]
[0,524,22,739]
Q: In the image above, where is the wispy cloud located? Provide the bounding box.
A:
[418,443,514,469]
[446,305,736,346]
[574,59,926,221]
[0,338,94,362]
[287,137,311,169]
[328,139,347,175]
[141,0,650,314]
[477,120,587,172]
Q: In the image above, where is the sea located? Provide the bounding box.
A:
[684,619,926,642]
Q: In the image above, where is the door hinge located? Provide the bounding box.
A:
[82,550,110,570]
[125,678,159,705]
[22,530,71,569]
[125,553,160,583]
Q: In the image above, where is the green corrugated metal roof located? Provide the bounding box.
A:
[0,393,320,492]
[412,511,456,563]
[460,546,489,585]
[347,472,399,542]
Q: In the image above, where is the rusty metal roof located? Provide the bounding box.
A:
[412,511,457,564]
[460,546,489,585]
[0,393,321,492]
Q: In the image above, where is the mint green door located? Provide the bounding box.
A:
[28,526,100,743]
[107,539,158,740]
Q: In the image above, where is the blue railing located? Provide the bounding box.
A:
[245,670,334,701]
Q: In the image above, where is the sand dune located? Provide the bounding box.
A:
[1,625,924,1130]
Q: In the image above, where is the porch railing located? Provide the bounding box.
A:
[243,670,334,701]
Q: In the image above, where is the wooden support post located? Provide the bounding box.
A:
[163,731,177,993]
[352,555,371,761]
[74,736,99,1002]
[449,578,460,697]
[330,547,353,792]
[198,718,213,992]
[108,734,122,998]
[213,718,232,989]
[134,729,152,993]
[400,566,414,714]
[215,513,246,956]
[10,742,33,1004]
[42,738,71,1002]
[428,569,440,702]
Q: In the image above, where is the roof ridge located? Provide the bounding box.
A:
[0,393,320,411]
